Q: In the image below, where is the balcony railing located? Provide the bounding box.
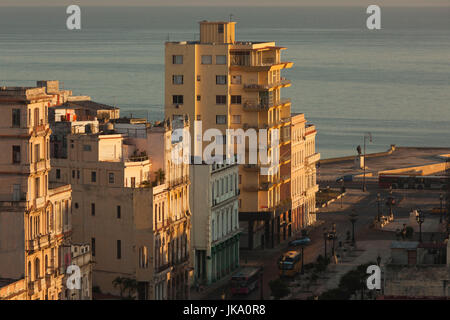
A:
[242,98,291,112]
[243,79,291,91]
[305,153,320,165]
[126,155,149,162]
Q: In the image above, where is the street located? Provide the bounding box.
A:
[193,184,446,300]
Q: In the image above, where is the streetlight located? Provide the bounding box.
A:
[362,132,372,192]
[349,210,358,246]
[323,228,328,258]
[387,188,395,220]
[329,223,337,262]
[416,210,425,243]
[439,193,443,223]
[376,193,382,222]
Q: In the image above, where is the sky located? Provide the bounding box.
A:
[0,0,449,6]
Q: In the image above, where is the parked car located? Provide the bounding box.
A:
[288,237,311,247]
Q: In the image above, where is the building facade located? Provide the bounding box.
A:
[165,21,318,249]
[190,159,240,285]
[0,86,73,300]
[50,110,191,300]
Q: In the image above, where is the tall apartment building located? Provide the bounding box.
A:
[50,111,191,299]
[0,86,73,300]
[165,21,318,249]
[190,159,240,285]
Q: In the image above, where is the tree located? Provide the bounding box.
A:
[155,168,165,185]
[269,278,290,300]
[112,277,138,299]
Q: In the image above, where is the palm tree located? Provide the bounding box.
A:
[112,277,138,300]
[155,168,165,185]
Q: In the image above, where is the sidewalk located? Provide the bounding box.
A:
[291,240,392,299]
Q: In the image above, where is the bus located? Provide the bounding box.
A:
[278,250,302,277]
[379,174,448,190]
[230,267,261,295]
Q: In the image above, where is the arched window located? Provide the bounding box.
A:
[45,255,48,274]
[28,261,32,280]
[34,258,40,279]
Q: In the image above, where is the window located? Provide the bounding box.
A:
[91,203,95,216]
[172,95,184,105]
[12,146,20,164]
[201,55,212,64]
[35,177,40,198]
[91,171,96,183]
[12,109,20,127]
[232,115,241,124]
[83,144,91,151]
[216,115,227,124]
[216,95,226,104]
[72,170,75,179]
[117,240,122,259]
[197,95,201,101]
[231,95,241,104]
[216,55,226,65]
[109,172,115,184]
[197,75,201,81]
[117,206,121,219]
[91,238,96,257]
[56,169,61,179]
[216,75,227,85]
[196,115,201,121]
[77,170,80,179]
[172,55,183,64]
[218,24,224,34]
[172,75,183,85]
[231,75,242,84]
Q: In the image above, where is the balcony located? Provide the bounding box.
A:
[243,164,260,172]
[243,79,291,91]
[125,155,149,162]
[27,282,34,295]
[305,153,320,165]
[33,159,48,172]
[156,263,171,274]
[242,98,291,112]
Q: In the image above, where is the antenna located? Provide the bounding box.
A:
[229,14,234,22]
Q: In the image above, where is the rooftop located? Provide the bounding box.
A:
[59,100,119,111]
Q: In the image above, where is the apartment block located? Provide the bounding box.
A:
[165,21,318,250]
[190,158,240,285]
[0,86,73,300]
[50,110,191,299]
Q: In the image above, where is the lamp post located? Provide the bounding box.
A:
[323,228,328,258]
[362,132,372,192]
[376,255,381,266]
[387,188,395,220]
[377,193,382,222]
[439,193,443,223]
[349,210,358,246]
[329,223,337,261]
[416,210,425,243]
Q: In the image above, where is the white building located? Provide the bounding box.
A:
[190,158,240,285]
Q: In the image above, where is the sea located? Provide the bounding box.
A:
[0,6,449,158]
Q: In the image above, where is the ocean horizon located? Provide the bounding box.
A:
[0,6,449,158]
